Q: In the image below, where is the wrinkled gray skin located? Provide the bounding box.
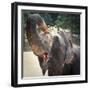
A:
[48,35,80,76]
[26,14,80,76]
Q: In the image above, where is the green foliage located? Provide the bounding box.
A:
[55,14,80,34]
[22,10,80,34]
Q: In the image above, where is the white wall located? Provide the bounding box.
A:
[0,0,89,89]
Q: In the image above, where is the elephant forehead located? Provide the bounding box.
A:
[40,32,66,49]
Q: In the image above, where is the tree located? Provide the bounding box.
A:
[55,14,80,34]
[22,11,80,34]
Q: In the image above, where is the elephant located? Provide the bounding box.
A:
[48,34,80,76]
[26,14,80,76]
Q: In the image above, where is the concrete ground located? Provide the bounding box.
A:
[23,51,48,77]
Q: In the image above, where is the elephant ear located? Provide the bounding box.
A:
[58,31,73,63]
[58,31,72,47]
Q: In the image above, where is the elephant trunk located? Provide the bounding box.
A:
[26,14,49,56]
